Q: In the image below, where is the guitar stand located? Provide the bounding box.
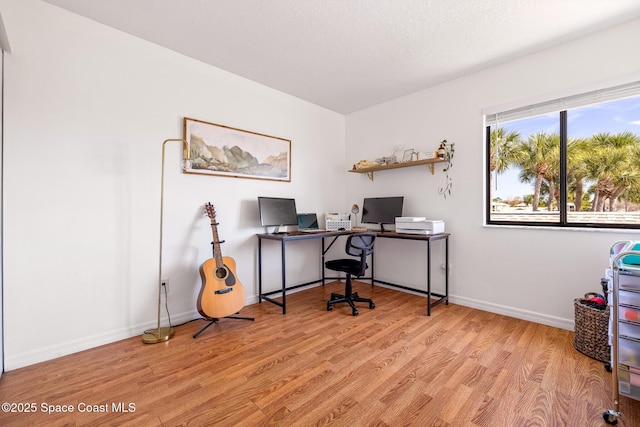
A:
[193,313,255,338]
[193,240,255,339]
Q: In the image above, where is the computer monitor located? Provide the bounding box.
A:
[361,196,404,231]
[258,196,298,233]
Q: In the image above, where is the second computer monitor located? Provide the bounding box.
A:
[361,196,404,231]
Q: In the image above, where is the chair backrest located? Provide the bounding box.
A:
[345,232,376,276]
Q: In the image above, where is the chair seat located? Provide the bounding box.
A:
[325,259,367,276]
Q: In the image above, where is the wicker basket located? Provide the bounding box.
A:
[573,298,610,362]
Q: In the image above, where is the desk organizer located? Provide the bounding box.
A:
[325,220,351,231]
[325,213,351,231]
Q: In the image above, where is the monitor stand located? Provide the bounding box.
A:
[271,225,287,234]
[379,223,387,232]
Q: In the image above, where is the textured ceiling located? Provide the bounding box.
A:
[42,0,640,114]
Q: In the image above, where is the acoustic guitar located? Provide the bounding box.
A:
[197,203,247,319]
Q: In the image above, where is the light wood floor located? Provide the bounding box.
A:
[1,281,639,426]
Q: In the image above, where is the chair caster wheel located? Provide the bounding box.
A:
[327,305,333,311]
[370,303,375,309]
[603,411,618,424]
[352,309,359,316]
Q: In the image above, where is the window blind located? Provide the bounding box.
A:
[485,80,640,125]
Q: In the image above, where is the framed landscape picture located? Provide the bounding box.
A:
[183,117,291,182]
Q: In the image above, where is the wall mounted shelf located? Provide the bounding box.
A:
[348,158,445,181]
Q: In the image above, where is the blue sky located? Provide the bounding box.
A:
[492,95,640,200]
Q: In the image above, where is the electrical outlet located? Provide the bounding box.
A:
[440,264,452,275]
[161,278,169,295]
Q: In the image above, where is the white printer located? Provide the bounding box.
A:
[395,217,445,235]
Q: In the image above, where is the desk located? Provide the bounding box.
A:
[257,230,449,315]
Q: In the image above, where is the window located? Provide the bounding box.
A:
[486,81,640,229]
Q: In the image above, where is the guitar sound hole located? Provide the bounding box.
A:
[215,268,228,280]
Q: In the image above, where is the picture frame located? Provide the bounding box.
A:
[183,117,291,182]
[402,148,415,162]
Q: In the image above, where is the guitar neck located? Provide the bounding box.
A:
[210,220,224,267]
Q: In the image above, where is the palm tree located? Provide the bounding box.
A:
[585,132,640,211]
[567,137,591,211]
[489,127,521,201]
[610,133,640,209]
[622,143,640,209]
[514,132,560,211]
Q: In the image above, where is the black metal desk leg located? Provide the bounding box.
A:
[281,240,287,314]
[258,238,263,303]
[427,239,432,316]
[321,238,326,285]
[445,236,449,305]
[370,251,375,286]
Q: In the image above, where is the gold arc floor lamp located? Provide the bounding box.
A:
[142,138,191,344]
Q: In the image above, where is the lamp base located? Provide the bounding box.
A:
[142,327,174,344]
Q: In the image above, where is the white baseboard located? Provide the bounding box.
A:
[7,294,264,371]
[5,310,200,371]
[448,295,574,331]
[371,283,574,331]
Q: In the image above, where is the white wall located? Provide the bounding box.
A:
[1,0,346,370]
[346,18,640,328]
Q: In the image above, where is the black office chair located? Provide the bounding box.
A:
[325,232,376,316]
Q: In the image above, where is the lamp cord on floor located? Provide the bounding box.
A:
[143,283,172,334]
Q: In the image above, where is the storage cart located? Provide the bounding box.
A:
[604,245,640,425]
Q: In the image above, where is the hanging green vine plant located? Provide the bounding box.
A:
[437,139,455,198]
